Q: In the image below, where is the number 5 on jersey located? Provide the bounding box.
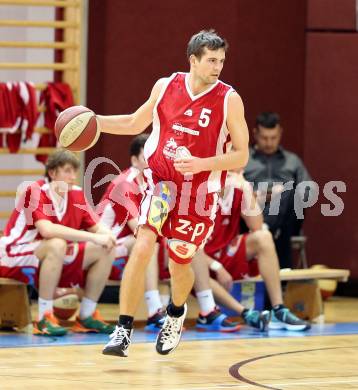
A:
[198,108,212,127]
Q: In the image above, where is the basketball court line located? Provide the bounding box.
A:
[0,336,356,389]
[229,345,358,389]
[169,378,358,390]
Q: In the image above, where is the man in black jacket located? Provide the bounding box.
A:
[244,112,312,269]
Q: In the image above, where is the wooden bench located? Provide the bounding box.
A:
[224,268,350,321]
[240,268,349,283]
[0,278,31,330]
[0,268,350,329]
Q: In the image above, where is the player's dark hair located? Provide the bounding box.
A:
[187,29,228,60]
[256,112,281,130]
[45,149,80,181]
[130,133,149,157]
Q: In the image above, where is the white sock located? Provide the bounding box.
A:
[196,289,216,315]
[79,297,97,320]
[38,298,53,320]
[145,289,163,317]
[160,294,170,307]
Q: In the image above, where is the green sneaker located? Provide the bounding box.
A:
[34,312,68,336]
[269,307,311,331]
[242,309,271,332]
[71,310,115,334]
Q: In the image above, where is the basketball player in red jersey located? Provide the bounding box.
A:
[98,30,249,357]
[193,171,310,331]
[0,150,116,336]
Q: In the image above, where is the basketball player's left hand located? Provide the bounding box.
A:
[174,157,204,175]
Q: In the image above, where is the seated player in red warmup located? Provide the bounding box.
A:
[0,150,116,336]
[98,134,165,331]
[193,171,310,331]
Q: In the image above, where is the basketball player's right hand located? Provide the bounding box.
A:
[93,233,116,251]
[174,156,204,175]
[216,267,233,291]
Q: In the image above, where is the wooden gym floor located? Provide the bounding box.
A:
[0,297,358,390]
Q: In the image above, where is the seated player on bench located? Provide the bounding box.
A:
[0,150,116,336]
[97,134,165,331]
[192,171,310,331]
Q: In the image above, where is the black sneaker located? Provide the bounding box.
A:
[102,325,133,357]
[196,308,241,332]
[145,310,165,332]
[156,304,187,355]
[269,307,311,331]
[242,309,271,332]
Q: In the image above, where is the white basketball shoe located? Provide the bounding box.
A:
[156,304,187,355]
[102,325,133,357]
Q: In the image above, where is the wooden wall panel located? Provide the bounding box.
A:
[304,33,358,277]
[307,0,356,30]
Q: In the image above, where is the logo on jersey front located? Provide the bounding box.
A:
[163,137,178,160]
[184,109,193,116]
[168,239,197,259]
[172,122,199,136]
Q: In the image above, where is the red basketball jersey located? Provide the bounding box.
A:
[144,73,234,196]
[98,167,144,239]
[1,181,97,255]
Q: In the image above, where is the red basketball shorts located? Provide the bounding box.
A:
[138,173,218,264]
[206,233,259,280]
[0,241,87,288]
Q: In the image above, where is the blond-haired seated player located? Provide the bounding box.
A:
[0,150,116,336]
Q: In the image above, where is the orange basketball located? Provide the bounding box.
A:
[53,287,80,320]
[54,105,100,152]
